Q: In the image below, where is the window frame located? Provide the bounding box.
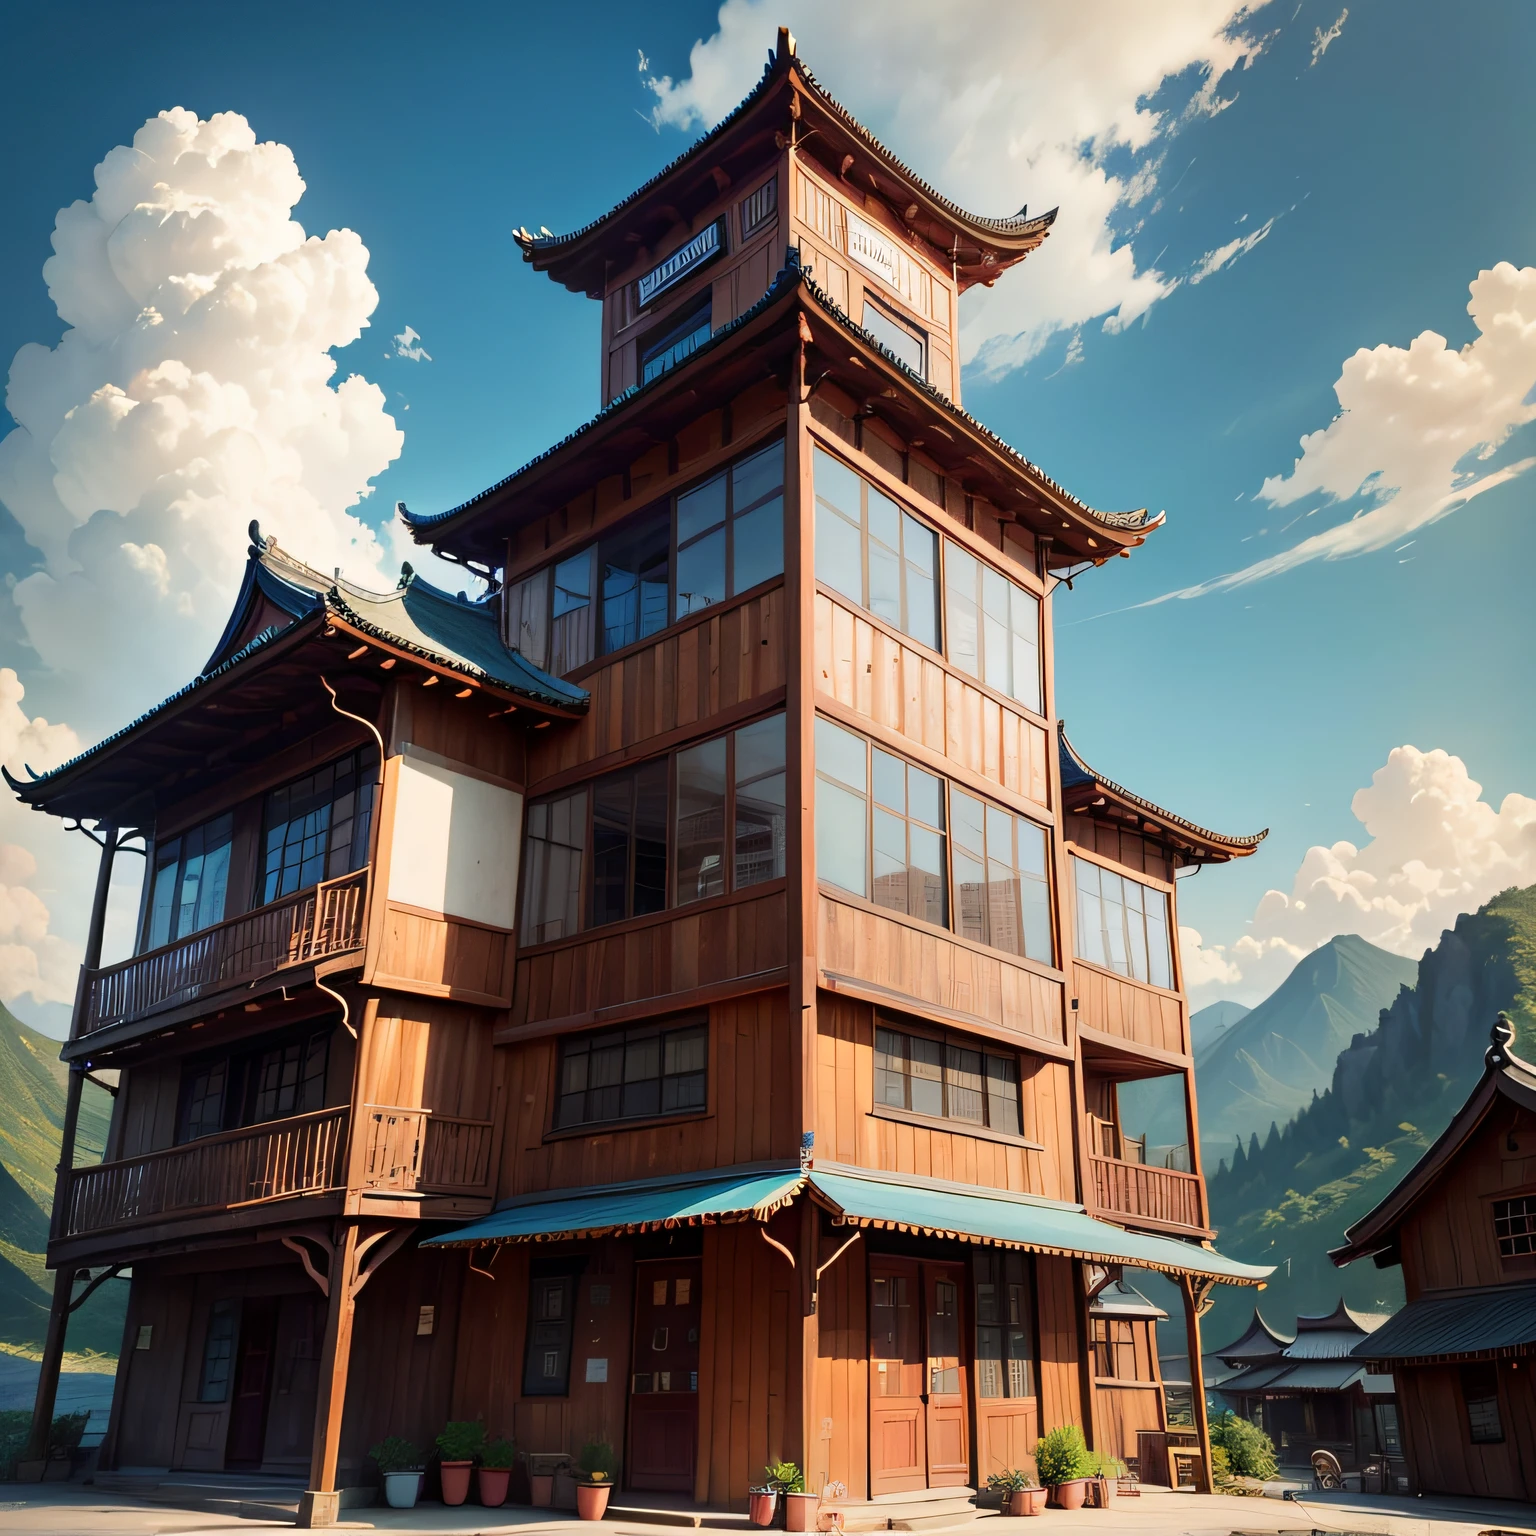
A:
[549,1012,710,1136]
[522,1264,582,1397]
[872,1013,1028,1142]
[143,810,235,953]
[1069,851,1176,992]
[972,1248,1038,1403]
[1459,1361,1505,1445]
[174,1023,333,1145]
[1492,1194,1536,1259]
[256,747,376,908]
[1089,1316,1138,1381]
[942,538,1043,717]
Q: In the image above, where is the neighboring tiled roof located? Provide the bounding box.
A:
[1059,727,1267,857]
[403,254,1157,552]
[1352,1283,1536,1363]
[1263,1360,1371,1393]
[1283,1299,1388,1357]
[1212,1307,1295,1363]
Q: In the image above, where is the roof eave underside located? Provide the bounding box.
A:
[405,266,1155,570]
[520,53,1055,295]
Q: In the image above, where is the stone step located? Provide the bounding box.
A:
[834,1489,978,1532]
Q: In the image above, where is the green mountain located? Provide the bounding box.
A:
[0,1002,123,1355]
[1193,934,1417,1157]
[1190,999,1250,1060]
[1202,884,1536,1348]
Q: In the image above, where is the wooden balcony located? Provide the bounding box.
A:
[1089,1153,1204,1232]
[360,1104,496,1195]
[63,1106,349,1237]
[82,867,369,1037]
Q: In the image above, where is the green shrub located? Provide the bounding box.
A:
[435,1421,487,1463]
[369,1437,423,1475]
[1210,1444,1231,1483]
[1209,1411,1277,1481]
[578,1439,617,1482]
[987,1468,1038,1492]
[482,1436,517,1471]
[764,1460,805,1493]
[1033,1425,1091,1486]
[1083,1448,1126,1478]
[0,1410,32,1480]
[48,1412,89,1456]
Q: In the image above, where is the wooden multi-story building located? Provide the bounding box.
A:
[15,32,1270,1525]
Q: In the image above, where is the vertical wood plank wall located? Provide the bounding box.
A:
[1035,1257,1087,1438]
[810,1230,869,1500]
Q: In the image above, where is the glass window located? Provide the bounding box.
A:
[523,1273,576,1396]
[259,751,374,905]
[1494,1196,1536,1257]
[951,790,1054,965]
[1460,1362,1504,1444]
[1071,856,1172,988]
[875,1021,1021,1134]
[734,713,786,889]
[555,1018,708,1129]
[973,1250,1036,1401]
[177,1026,330,1144]
[178,1060,228,1142]
[592,760,669,927]
[814,717,869,898]
[600,508,670,654]
[871,748,947,927]
[675,736,727,905]
[641,296,712,386]
[1090,1317,1137,1380]
[504,565,550,669]
[677,440,784,618]
[551,547,596,674]
[814,447,939,650]
[944,542,1041,714]
[146,812,233,950]
[522,788,588,945]
[199,1300,238,1402]
[862,300,926,378]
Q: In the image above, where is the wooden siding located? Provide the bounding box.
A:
[529,588,786,785]
[370,903,514,1007]
[815,993,1074,1202]
[1396,1362,1535,1501]
[819,895,1066,1053]
[498,993,796,1198]
[1093,1382,1165,1467]
[810,1226,868,1500]
[1072,963,1185,1057]
[1063,821,1173,885]
[389,684,526,785]
[510,890,787,1031]
[361,995,498,1125]
[1034,1256,1086,1438]
[814,592,1050,810]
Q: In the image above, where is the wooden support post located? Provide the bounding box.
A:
[298,1224,362,1528]
[23,827,118,1469]
[1177,1273,1216,1495]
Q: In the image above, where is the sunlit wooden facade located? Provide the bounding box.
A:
[15,32,1270,1524]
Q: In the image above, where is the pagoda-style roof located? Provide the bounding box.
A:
[1211,1307,1294,1365]
[1332,1014,1536,1269]
[1059,728,1267,865]
[1285,1299,1388,1358]
[516,30,1055,298]
[404,254,1160,574]
[6,529,587,827]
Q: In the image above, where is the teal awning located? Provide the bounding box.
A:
[423,1168,804,1247]
[807,1169,1271,1285]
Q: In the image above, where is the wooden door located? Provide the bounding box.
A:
[225,1297,279,1466]
[870,1259,926,1494]
[175,1296,239,1471]
[922,1266,969,1487]
[627,1259,702,1491]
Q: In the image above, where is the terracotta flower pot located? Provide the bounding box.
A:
[783,1491,819,1531]
[478,1467,511,1507]
[750,1490,780,1527]
[577,1481,612,1520]
[440,1460,474,1506]
[1006,1488,1047,1516]
[531,1473,555,1507]
[383,1472,421,1509]
[1048,1479,1090,1511]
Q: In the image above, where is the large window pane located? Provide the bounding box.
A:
[735,714,786,887]
[148,811,235,950]
[675,737,727,905]
[551,548,595,674]
[554,1017,709,1130]
[862,300,926,377]
[600,510,670,653]
[1070,855,1172,989]
[943,538,1042,712]
[875,1020,1023,1137]
[505,566,550,669]
[816,780,868,897]
[260,753,373,904]
[730,441,785,593]
[522,788,588,944]
[815,448,864,604]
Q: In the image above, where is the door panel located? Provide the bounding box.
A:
[260,1292,325,1467]
[972,1250,1039,1485]
[175,1296,239,1470]
[923,1267,969,1487]
[628,1259,702,1491]
[869,1259,926,1495]
[226,1296,279,1466]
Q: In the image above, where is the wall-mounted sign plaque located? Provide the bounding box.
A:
[638,217,727,306]
[845,210,899,290]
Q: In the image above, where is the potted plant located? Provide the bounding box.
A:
[576,1439,617,1520]
[1034,1426,1093,1510]
[371,1438,424,1510]
[479,1436,516,1508]
[987,1469,1046,1517]
[436,1420,486,1506]
[768,1461,816,1532]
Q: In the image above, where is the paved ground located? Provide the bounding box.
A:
[0,1482,1533,1536]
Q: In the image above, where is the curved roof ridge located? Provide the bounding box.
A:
[1058,725,1268,853]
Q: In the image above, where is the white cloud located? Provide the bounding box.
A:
[1311,8,1348,65]
[641,0,1277,374]
[1182,745,1536,1007]
[1189,215,1275,283]
[392,325,432,362]
[0,107,404,733]
[1152,262,1536,601]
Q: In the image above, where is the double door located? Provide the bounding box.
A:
[869,1258,969,1495]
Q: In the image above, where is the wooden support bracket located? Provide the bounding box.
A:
[758,1224,796,1269]
[351,1227,410,1300]
[810,1229,860,1316]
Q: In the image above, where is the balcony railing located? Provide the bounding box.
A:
[64,1106,349,1237]
[361,1105,496,1195]
[82,867,369,1036]
[1090,1153,1204,1230]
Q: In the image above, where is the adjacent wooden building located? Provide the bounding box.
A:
[1332,1013,1536,1501]
[15,31,1270,1524]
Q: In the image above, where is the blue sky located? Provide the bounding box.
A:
[1,0,1533,1025]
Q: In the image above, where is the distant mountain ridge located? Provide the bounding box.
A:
[1203,884,1536,1346]
[1190,999,1250,1060]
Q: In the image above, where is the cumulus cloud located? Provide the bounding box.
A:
[1311,9,1348,65]
[0,107,404,732]
[641,0,1277,374]
[392,325,432,362]
[1151,262,1536,601]
[1182,745,1536,1006]
[1189,215,1275,283]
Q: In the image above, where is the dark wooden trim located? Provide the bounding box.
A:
[867,1105,1045,1152]
[542,1108,713,1145]
[1064,841,1177,896]
[1088,1204,1213,1241]
[394,741,526,794]
[496,966,789,1045]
